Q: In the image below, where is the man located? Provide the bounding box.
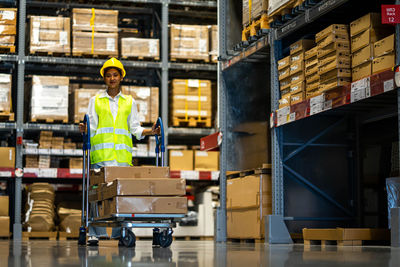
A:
[79,57,160,246]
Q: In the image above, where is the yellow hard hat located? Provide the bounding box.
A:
[100,57,126,78]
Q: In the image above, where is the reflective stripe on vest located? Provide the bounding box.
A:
[90,94,133,165]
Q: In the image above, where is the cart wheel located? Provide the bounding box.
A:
[157,231,173,248]
[78,227,86,246]
[121,229,136,248]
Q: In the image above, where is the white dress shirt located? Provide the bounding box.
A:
[87,90,145,167]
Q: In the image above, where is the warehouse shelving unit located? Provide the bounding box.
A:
[219,0,399,242]
[0,0,217,239]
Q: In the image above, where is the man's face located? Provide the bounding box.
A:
[104,68,122,90]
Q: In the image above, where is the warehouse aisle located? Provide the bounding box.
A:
[1,240,400,266]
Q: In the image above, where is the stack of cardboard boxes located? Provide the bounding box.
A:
[373,34,395,75]
[38,131,53,168]
[316,24,351,92]
[72,8,118,57]
[121,86,159,124]
[0,74,12,114]
[209,25,218,63]
[170,24,209,62]
[29,75,69,123]
[170,79,212,126]
[69,84,104,123]
[0,8,17,51]
[25,183,55,232]
[289,39,314,105]
[57,207,81,234]
[29,16,70,54]
[278,55,290,108]
[351,13,393,81]
[89,166,187,217]
[0,196,9,237]
[227,165,272,239]
[242,0,268,26]
[69,158,82,169]
[304,46,319,98]
[169,149,219,171]
[121,38,159,60]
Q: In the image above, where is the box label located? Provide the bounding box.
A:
[351,77,370,103]
[277,106,290,126]
[384,79,394,92]
[59,31,68,45]
[310,102,323,115]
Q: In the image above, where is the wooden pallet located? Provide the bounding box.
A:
[0,45,15,53]
[170,57,210,64]
[227,164,272,179]
[58,232,79,240]
[242,13,270,42]
[22,231,57,241]
[0,112,14,122]
[30,118,68,124]
[72,53,112,59]
[30,51,71,57]
[172,116,212,128]
[302,228,390,247]
[121,56,160,61]
[228,238,264,243]
[173,236,214,241]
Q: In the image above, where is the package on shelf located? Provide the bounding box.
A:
[30,76,69,122]
[0,8,16,48]
[25,155,39,168]
[119,27,142,39]
[57,207,81,233]
[373,53,395,75]
[0,74,12,113]
[0,35,14,46]
[29,16,70,54]
[279,78,290,92]
[290,81,305,95]
[372,34,395,75]
[72,31,118,56]
[290,39,314,55]
[38,155,51,168]
[277,55,290,70]
[0,8,17,25]
[170,24,209,62]
[227,164,272,239]
[243,0,268,26]
[0,147,14,168]
[194,151,219,171]
[350,12,391,37]
[0,196,8,216]
[25,183,55,232]
[278,94,290,109]
[121,86,159,124]
[169,150,194,171]
[0,24,15,35]
[0,216,9,237]
[72,8,118,32]
[209,25,218,63]
[70,87,102,123]
[351,27,392,53]
[374,34,394,58]
[290,91,305,105]
[63,142,76,149]
[278,67,290,81]
[121,38,159,59]
[51,137,64,149]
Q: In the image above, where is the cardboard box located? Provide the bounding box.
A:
[318,58,351,76]
[281,87,290,97]
[242,0,250,26]
[60,214,81,233]
[306,72,319,84]
[172,95,212,111]
[290,51,304,63]
[350,13,381,37]
[194,151,219,171]
[280,78,291,91]
[374,34,394,58]
[305,57,318,69]
[0,196,8,216]
[372,53,395,74]
[305,46,318,59]
[169,150,194,171]
[306,81,320,92]
[89,166,170,186]
[290,72,305,84]
[71,88,101,123]
[252,0,268,21]
[351,28,389,53]
[290,81,305,94]
[72,31,118,56]
[0,147,14,168]
[352,44,373,68]
[318,42,350,58]
[318,52,351,68]
[171,79,212,96]
[290,61,304,75]
[290,91,305,105]
[319,77,351,92]
[0,216,9,237]
[320,68,351,82]
[278,95,290,108]
[352,61,372,81]
[69,158,82,169]
[170,24,209,61]
[122,86,159,124]
[0,35,15,45]
[0,74,11,112]
[209,25,218,62]
[315,24,348,43]
[277,56,290,70]
[0,24,15,35]
[290,39,314,55]
[102,178,186,200]
[305,64,318,77]
[227,208,264,239]
[0,8,17,25]
[317,33,349,49]
[121,38,159,59]
[72,8,118,32]
[104,196,187,215]
[278,67,290,81]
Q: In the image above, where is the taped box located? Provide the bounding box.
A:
[30,75,69,122]
[0,74,12,112]
[29,16,70,54]
[72,8,118,32]
[121,86,159,124]
[170,24,209,62]
[121,38,159,59]
[72,31,118,56]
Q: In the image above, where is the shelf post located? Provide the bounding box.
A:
[161,0,169,165]
[13,0,26,241]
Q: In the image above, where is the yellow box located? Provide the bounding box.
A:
[372,53,395,75]
[352,61,372,82]
[374,34,394,58]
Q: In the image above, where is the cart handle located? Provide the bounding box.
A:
[154,117,165,154]
[83,114,91,150]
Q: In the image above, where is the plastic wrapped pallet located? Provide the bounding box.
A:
[121,38,159,59]
[0,8,17,25]
[209,25,218,63]
[170,24,209,62]
[71,88,101,123]
[72,8,118,32]
[25,183,55,232]
[30,75,69,122]
[72,31,118,56]
[268,0,293,16]
[0,74,11,113]
[0,8,16,50]
[29,16,70,54]
[121,86,159,124]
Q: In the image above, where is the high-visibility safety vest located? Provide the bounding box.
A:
[90,94,133,165]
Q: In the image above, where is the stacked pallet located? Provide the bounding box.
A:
[121,38,159,60]
[29,16,70,55]
[304,47,319,98]
[170,24,209,62]
[25,183,55,232]
[0,196,10,237]
[30,75,69,123]
[121,86,159,124]
[350,13,393,81]
[0,8,17,53]
[278,55,290,108]
[242,0,269,41]
[72,8,118,57]
[170,79,212,127]
[316,24,351,92]
[0,74,14,120]
[69,84,102,123]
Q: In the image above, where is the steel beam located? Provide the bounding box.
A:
[161,0,169,165]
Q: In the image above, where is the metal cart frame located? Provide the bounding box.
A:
[78,115,185,248]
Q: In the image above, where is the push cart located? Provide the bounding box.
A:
[78,115,185,248]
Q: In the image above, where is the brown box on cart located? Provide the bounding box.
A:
[89,166,170,186]
[72,8,118,32]
[102,178,186,200]
[0,216,9,237]
[103,196,188,215]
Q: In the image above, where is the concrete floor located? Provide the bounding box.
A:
[1,240,400,266]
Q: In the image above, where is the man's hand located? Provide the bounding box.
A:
[79,123,86,134]
[151,122,161,135]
